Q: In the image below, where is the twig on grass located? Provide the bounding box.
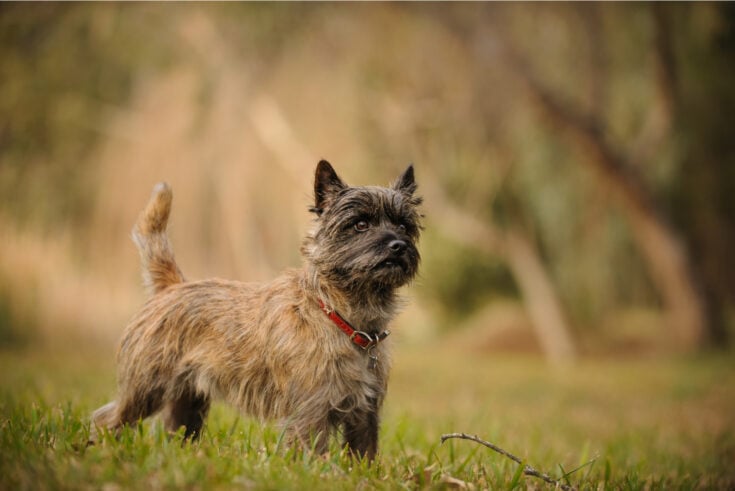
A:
[440,432,576,491]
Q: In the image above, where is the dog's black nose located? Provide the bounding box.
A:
[388,239,407,254]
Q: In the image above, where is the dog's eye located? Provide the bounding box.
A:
[354,220,369,232]
[397,223,407,233]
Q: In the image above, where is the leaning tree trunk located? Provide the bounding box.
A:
[503,228,576,363]
[624,201,708,348]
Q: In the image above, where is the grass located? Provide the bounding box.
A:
[1,341,734,490]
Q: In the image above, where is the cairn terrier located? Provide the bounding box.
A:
[92,160,422,460]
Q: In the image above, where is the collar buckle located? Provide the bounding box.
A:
[350,330,375,349]
[318,299,391,353]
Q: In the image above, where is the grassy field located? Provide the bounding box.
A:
[1,341,734,490]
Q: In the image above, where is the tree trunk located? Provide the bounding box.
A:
[423,175,577,363]
[504,228,576,363]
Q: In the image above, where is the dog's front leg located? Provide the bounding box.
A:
[343,405,379,462]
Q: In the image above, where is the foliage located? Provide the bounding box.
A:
[419,230,518,322]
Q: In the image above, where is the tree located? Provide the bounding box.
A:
[441,3,722,351]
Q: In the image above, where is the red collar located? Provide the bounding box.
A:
[318,299,390,350]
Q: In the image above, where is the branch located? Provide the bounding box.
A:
[651,3,678,122]
[440,432,576,491]
[491,29,659,222]
[630,3,677,163]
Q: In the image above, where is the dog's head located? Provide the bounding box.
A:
[303,160,422,293]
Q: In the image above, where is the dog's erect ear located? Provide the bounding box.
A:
[312,160,347,215]
[392,164,417,196]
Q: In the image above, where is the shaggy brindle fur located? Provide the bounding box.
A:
[91,160,422,460]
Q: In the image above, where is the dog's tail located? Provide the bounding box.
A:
[132,182,185,295]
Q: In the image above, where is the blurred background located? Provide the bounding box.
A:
[1,2,734,362]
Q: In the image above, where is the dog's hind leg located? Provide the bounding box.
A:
[162,388,211,440]
[90,385,165,442]
[89,400,119,442]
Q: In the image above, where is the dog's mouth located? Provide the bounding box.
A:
[376,257,408,272]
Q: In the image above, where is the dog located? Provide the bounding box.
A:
[91,160,422,460]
